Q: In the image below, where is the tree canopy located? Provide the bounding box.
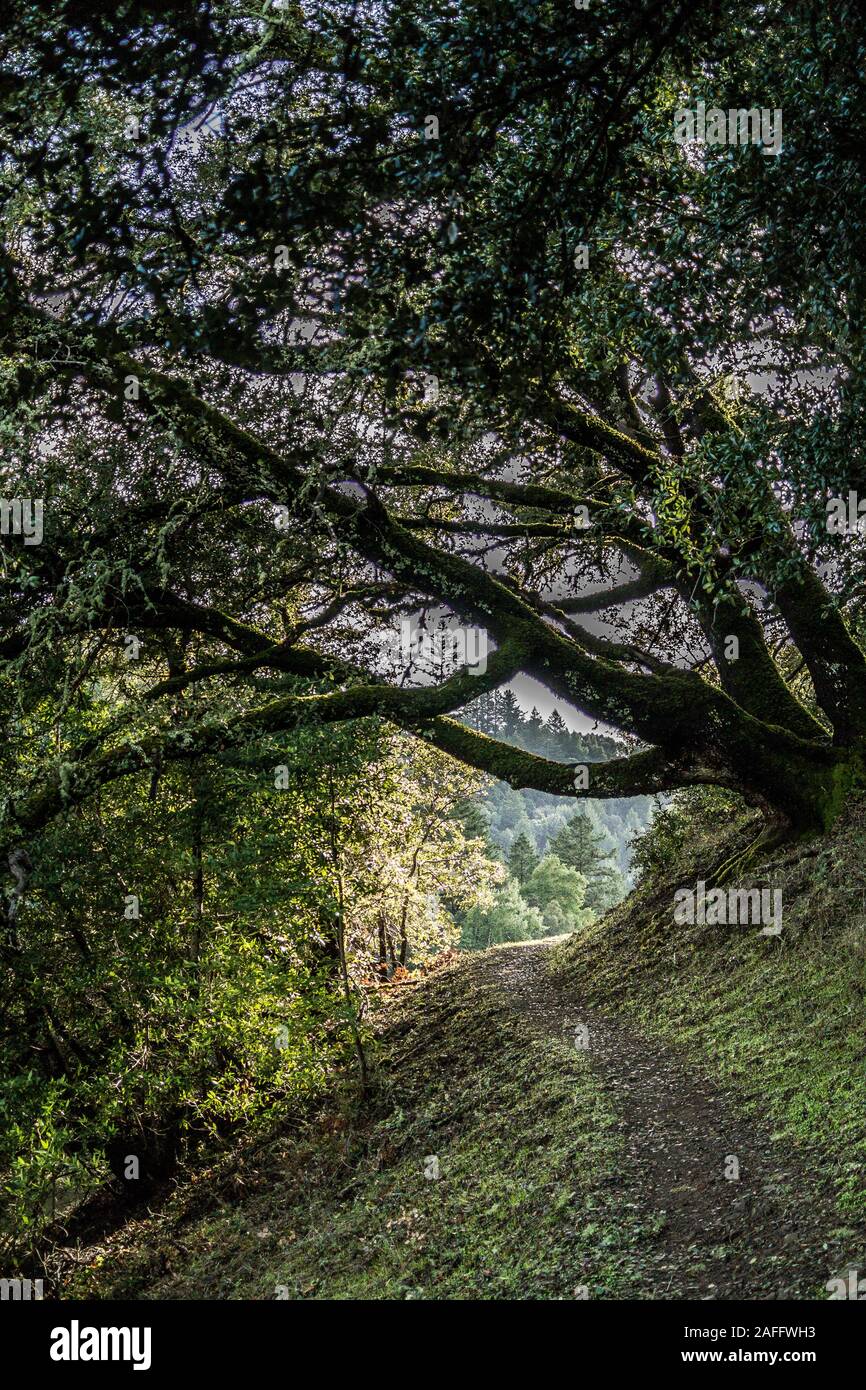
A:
[2,0,866,879]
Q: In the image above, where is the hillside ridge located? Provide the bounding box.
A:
[52,791,866,1302]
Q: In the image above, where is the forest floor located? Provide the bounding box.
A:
[482,940,857,1299]
[51,795,866,1300]
[57,925,866,1299]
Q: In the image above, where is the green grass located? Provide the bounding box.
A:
[552,795,866,1217]
[66,955,657,1300]
[62,797,866,1299]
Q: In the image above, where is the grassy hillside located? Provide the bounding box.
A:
[59,952,646,1300]
[52,797,866,1300]
[552,794,866,1218]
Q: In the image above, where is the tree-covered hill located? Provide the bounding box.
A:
[461,690,654,882]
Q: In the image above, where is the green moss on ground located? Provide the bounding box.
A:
[59,798,866,1299]
[64,954,657,1300]
[552,796,866,1217]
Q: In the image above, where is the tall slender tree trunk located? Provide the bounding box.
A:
[327,776,368,1096]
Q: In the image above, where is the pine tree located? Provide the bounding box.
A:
[452,798,495,848]
[508,831,539,885]
[525,706,545,752]
[500,689,524,739]
[549,811,624,911]
[464,690,498,734]
[546,708,568,740]
[481,691,499,734]
[544,708,569,756]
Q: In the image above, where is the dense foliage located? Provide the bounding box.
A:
[2,714,500,1247]
[2,0,866,1269]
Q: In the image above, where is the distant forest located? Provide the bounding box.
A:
[451,692,655,951]
[461,690,655,881]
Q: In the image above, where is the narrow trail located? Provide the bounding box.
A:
[481,940,855,1300]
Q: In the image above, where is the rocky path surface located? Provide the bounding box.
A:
[481,940,859,1300]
